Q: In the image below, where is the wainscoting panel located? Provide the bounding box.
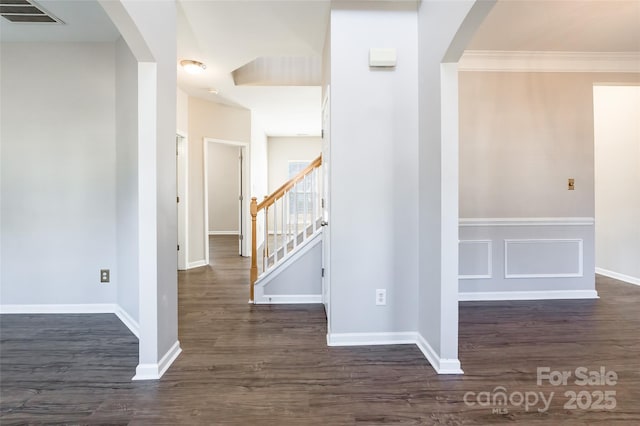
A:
[504,239,583,278]
[459,240,492,279]
[459,218,596,300]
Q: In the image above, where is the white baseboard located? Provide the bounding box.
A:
[133,340,182,381]
[596,267,640,286]
[327,331,463,375]
[114,306,140,338]
[208,231,238,236]
[187,259,208,269]
[255,294,322,304]
[0,303,141,338]
[415,333,463,374]
[459,290,599,301]
[0,303,117,314]
[326,331,416,347]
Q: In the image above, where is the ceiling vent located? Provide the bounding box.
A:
[0,0,63,24]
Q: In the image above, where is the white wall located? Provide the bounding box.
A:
[458,72,639,297]
[460,72,601,218]
[115,37,139,324]
[267,136,322,193]
[105,0,180,378]
[251,112,269,248]
[208,143,240,234]
[594,85,640,285]
[1,42,117,306]
[177,88,188,134]
[257,235,322,302]
[187,97,251,264]
[417,0,490,372]
[328,4,419,336]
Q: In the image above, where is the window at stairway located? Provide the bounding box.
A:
[288,161,313,216]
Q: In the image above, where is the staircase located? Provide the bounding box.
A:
[249,155,324,303]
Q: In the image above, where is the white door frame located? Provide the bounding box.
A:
[321,87,331,329]
[176,131,188,271]
[203,137,250,262]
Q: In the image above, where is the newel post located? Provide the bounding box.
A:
[249,197,258,303]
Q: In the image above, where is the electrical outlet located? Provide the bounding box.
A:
[100,269,110,283]
[376,289,386,306]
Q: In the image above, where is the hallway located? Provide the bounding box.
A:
[1,236,639,423]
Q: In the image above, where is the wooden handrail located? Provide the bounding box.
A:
[249,154,322,302]
[257,155,322,211]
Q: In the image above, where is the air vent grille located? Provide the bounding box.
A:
[0,0,63,24]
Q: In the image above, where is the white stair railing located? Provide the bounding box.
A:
[249,155,322,302]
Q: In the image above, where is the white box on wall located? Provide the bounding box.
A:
[369,48,397,67]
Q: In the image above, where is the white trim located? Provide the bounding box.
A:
[208,231,239,236]
[326,332,463,375]
[0,304,141,338]
[504,239,583,278]
[0,303,117,314]
[415,333,463,375]
[596,268,640,286]
[459,290,599,301]
[254,294,322,304]
[133,340,182,381]
[187,259,208,269]
[327,332,416,347]
[114,306,140,338]
[459,217,595,227]
[204,138,248,147]
[176,132,189,271]
[459,51,640,73]
[459,240,492,279]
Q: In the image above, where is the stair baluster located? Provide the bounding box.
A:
[249,155,323,302]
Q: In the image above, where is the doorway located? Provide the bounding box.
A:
[203,138,249,261]
[593,85,640,285]
[176,132,188,271]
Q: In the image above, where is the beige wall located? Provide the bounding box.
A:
[208,142,240,233]
[594,85,640,282]
[187,96,251,264]
[459,71,640,218]
[267,136,322,193]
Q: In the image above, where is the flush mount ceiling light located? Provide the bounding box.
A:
[180,59,206,74]
[207,88,219,95]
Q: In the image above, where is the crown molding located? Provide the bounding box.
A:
[459,50,640,73]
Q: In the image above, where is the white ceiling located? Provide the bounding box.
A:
[468,0,640,52]
[3,1,637,137]
[0,0,119,42]
[176,0,330,136]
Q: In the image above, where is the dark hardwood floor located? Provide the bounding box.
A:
[1,235,639,424]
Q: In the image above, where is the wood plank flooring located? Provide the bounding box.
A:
[1,235,639,424]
